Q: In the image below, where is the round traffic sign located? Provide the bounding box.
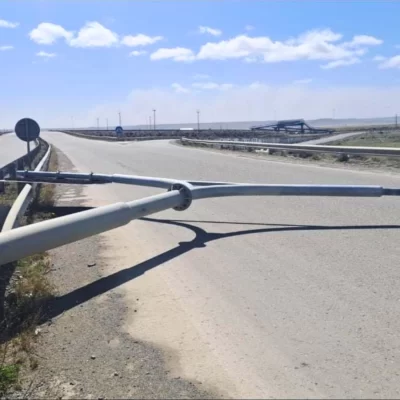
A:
[15,118,40,142]
[115,126,123,136]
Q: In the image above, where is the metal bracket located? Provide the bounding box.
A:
[169,183,193,211]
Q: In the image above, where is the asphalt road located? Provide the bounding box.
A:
[0,133,37,168]
[42,131,400,398]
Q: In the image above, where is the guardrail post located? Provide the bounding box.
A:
[337,153,349,162]
[0,170,4,194]
[8,162,16,180]
[16,159,24,193]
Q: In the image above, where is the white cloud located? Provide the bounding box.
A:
[152,29,382,67]
[244,56,257,63]
[150,47,195,62]
[171,83,190,93]
[0,19,19,28]
[36,51,56,58]
[68,22,118,47]
[192,82,234,90]
[0,45,13,51]
[343,35,383,48]
[171,80,233,93]
[373,55,386,62]
[129,50,147,57]
[197,35,269,60]
[293,78,312,84]
[245,25,254,31]
[197,30,378,63]
[321,58,360,69]
[30,21,163,49]
[121,34,163,47]
[198,26,222,37]
[379,55,400,69]
[249,81,265,89]
[193,73,210,80]
[29,22,73,45]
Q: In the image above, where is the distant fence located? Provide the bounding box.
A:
[54,129,333,142]
[59,130,181,142]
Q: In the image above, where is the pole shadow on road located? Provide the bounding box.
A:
[4,205,400,341]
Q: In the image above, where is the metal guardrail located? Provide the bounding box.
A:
[1,169,400,265]
[1,144,51,232]
[0,138,41,193]
[181,137,400,157]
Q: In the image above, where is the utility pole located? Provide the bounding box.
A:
[153,109,156,130]
[197,110,200,132]
[106,118,109,131]
[118,112,122,126]
[97,118,99,130]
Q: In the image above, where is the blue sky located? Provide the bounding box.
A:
[1,0,400,128]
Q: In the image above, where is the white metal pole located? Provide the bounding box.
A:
[0,191,184,265]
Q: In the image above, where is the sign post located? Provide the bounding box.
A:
[115,126,123,137]
[15,118,41,169]
[26,120,31,167]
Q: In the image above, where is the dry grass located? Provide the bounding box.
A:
[0,363,19,395]
[37,147,58,209]
[29,149,59,218]
[327,131,400,168]
[328,124,398,134]
[0,183,18,207]
[0,146,58,396]
[330,131,400,148]
[37,185,55,209]
[0,253,54,396]
[13,254,54,308]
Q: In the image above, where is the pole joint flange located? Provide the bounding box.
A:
[169,183,193,211]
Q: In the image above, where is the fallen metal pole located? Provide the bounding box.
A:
[0,190,185,265]
[16,171,181,189]
[191,184,396,199]
[2,178,400,265]
[13,170,237,187]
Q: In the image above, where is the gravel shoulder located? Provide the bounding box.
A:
[18,147,218,399]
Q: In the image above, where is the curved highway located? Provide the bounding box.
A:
[42,131,400,399]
